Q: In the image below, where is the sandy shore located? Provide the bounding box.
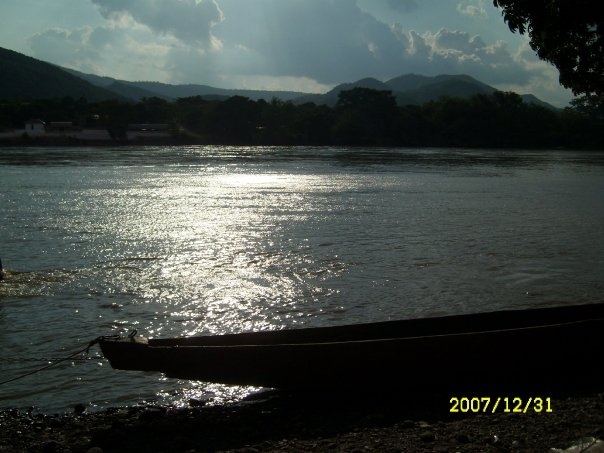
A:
[1,390,603,453]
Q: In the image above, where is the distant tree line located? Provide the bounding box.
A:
[1,88,602,149]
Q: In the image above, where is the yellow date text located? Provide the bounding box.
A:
[449,396,553,414]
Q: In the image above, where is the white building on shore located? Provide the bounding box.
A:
[24,119,47,135]
[0,119,111,141]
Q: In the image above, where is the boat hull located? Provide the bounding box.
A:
[98,303,604,394]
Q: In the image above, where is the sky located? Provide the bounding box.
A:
[0,0,574,107]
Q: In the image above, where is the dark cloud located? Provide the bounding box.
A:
[91,0,223,46]
[214,0,409,83]
[212,1,535,88]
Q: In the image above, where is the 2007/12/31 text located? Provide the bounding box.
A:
[450,397,553,414]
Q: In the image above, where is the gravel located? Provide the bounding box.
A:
[1,390,602,452]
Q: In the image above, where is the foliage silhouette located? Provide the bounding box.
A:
[1,88,602,149]
[493,0,604,97]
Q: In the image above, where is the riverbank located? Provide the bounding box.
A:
[1,390,602,452]
[0,136,189,147]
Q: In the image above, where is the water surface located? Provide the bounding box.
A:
[1,146,603,413]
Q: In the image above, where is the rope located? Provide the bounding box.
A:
[0,337,106,387]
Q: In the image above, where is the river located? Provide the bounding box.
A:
[1,146,603,413]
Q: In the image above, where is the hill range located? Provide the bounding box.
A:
[0,46,554,109]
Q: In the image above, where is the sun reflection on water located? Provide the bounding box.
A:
[156,380,265,409]
[97,169,346,339]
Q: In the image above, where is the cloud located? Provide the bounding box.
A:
[210,1,543,90]
[499,37,573,106]
[386,0,419,13]
[408,28,528,84]
[28,22,173,81]
[213,0,409,83]
[164,45,220,85]
[90,0,224,47]
[456,0,487,18]
[357,0,418,17]
[28,27,100,72]
[22,0,571,106]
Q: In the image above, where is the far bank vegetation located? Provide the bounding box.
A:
[1,88,602,149]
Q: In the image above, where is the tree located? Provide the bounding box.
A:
[493,0,604,96]
[207,96,259,143]
[568,94,604,119]
[135,97,171,123]
[333,88,398,145]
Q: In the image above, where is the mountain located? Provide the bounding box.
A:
[1,45,556,109]
[105,81,166,101]
[294,73,557,109]
[397,75,496,105]
[386,73,494,93]
[294,74,506,107]
[76,70,555,109]
[519,94,556,109]
[62,68,116,88]
[66,71,308,102]
[124,81,309,102]
[294,77,392,105]
[0,47,122,101]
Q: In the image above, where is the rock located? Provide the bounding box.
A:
[456,433,471,444]
[172,436,193,450]
[74,403,87,415]
[111,419,126,430]
[41,440,63,453]
[0,392,602,453]
[47,417,64,428]
[400,419,415,429]
[138,407,166,422]
[86,448,104,453]
[419,431,436,442]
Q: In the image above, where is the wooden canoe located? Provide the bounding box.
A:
[98,302,604,395]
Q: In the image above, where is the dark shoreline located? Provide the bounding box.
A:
[1,136,602,151]
[2,390,602,452]
[0,137,189,147]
